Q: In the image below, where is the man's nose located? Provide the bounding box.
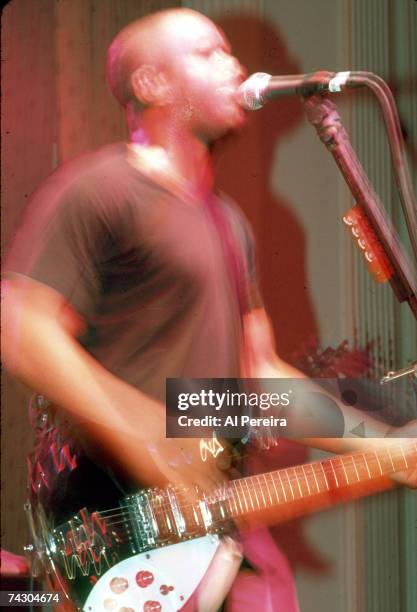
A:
[216,50,246,80]
[229,56,247,81]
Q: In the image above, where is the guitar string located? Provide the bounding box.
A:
[55,446,417,550]
[92,439,416,523]
[57,462,416,548]
[63,446,416,529]
[63,458,416,539]
[83,445,417,525]
[97,445,405,537]
[101,446,412,530]
[55,444,416,535]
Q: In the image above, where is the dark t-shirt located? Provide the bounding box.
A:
[6,143,259,402]
[6,143,261,518]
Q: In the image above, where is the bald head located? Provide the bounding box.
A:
[107,8,214,107]
[107,9,245,141]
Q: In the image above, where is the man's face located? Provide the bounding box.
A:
[159,13,247,140]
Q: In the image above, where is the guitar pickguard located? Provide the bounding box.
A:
[83,536,220,611]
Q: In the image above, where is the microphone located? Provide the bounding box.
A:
[237,70,361,110]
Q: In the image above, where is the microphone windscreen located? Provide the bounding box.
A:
[236,72,272,110]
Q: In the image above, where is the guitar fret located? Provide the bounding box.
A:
[284,470,295,500]
[227,486,239,517]
[329,459,340,488]
[252,477,262,509]
[362,453,372,478]
[386,448,396,471]
[253,476,261,510]
[309,464,321,493]
[339,456,350,485]
[399,446,409,469]
[240,480,251,512]
[350,455,361,481]
[374,452,383,476]
[231,489,239,516]
[278,471,288,501]
[378,449,391,473]
[293,467,303,497]
[319,462,330,490]
[301,465,311,495]
[263,473,274,505]
[259,474,270,506]
[270,473,281,503]
[232,481,244,514]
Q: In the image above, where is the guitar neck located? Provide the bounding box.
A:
[52,441,416,564]
[222,441,417,524]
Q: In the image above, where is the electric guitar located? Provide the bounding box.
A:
[27,440,417,611]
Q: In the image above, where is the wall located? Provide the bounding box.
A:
[2,2,416,611]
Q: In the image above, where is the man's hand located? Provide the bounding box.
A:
[392,467,417,489]
[146,436,228,494]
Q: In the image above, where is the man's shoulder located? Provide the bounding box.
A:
[25,143,143,222]
[48,142,128,193]
[7,144,132,247]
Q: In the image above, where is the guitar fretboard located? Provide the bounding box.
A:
[219,441,417,518]
[114,441,417,555]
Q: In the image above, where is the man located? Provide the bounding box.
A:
[2,7,415,611]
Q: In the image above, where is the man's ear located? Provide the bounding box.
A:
[130,65,172,106]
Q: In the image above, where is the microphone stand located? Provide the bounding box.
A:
[302,94,417,320]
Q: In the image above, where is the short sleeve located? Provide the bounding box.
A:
[4,178,109,318]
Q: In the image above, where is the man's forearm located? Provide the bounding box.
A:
[254,355,406,454]
[242,308,400,454]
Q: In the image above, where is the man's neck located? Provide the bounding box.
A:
[129,108,214,201]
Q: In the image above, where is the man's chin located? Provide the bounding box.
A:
[207,110,248,143]
[208,124,246,155]
[227,104,247,130]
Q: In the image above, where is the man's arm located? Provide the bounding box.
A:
[1,275,222,491]
[242,307,416,457]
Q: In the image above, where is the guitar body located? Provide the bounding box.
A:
[29,494,222,611]
[26,410,416,612]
